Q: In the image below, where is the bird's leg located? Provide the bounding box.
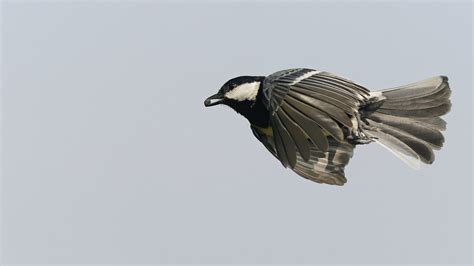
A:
[350,112,374,145]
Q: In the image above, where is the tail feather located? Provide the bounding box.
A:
[381,76,448,100]
[380,92,450,109]
[364,129,421,169]
[381,85,450,106]
[413,117,447,131]
[376,103,451,117]
[375,76,451,117]
[366,119,435,164]
[367,113,444,149]
[362,76,451,167]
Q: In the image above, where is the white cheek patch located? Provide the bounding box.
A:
[225,81,260,102]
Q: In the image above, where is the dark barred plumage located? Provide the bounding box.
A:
[205,68,451,185]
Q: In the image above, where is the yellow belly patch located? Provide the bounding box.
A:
[255,126,273,137]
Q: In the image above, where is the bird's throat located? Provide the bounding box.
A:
[231,99,270,128]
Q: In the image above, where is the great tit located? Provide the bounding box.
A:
[204,68,451,185]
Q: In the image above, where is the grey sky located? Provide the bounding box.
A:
[1,1,472,264]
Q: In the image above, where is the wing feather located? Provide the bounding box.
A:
[287,90,353,128]
[277,111,311,161]
[311,72,370,96]
[255,68,368,183]
[280,102,329,153]
[301,78,363,102]
[293,139,354,186]
[272,116,298,168]
[272,121,290,168]
[285,95,344,141]
[292,85,356,114]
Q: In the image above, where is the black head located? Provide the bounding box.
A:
[204,76,265,107]
[204,75,268,127]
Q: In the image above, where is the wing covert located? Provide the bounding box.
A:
[262,68,369,170]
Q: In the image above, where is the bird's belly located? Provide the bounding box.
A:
[254,126,273,137]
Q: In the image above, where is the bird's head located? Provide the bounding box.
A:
[204,76,265,109]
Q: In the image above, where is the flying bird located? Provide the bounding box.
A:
[204,68,451,185]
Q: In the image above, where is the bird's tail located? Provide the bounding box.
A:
[360,76,451,169]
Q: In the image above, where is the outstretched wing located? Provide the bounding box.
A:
[258,68,369,185]
[293,138,354,185]
[252,125,355,186]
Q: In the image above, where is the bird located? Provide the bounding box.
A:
[204,68,451,185]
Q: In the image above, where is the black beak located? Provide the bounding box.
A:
[204,93,224,107]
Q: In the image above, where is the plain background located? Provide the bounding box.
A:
[1,1,472,264]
